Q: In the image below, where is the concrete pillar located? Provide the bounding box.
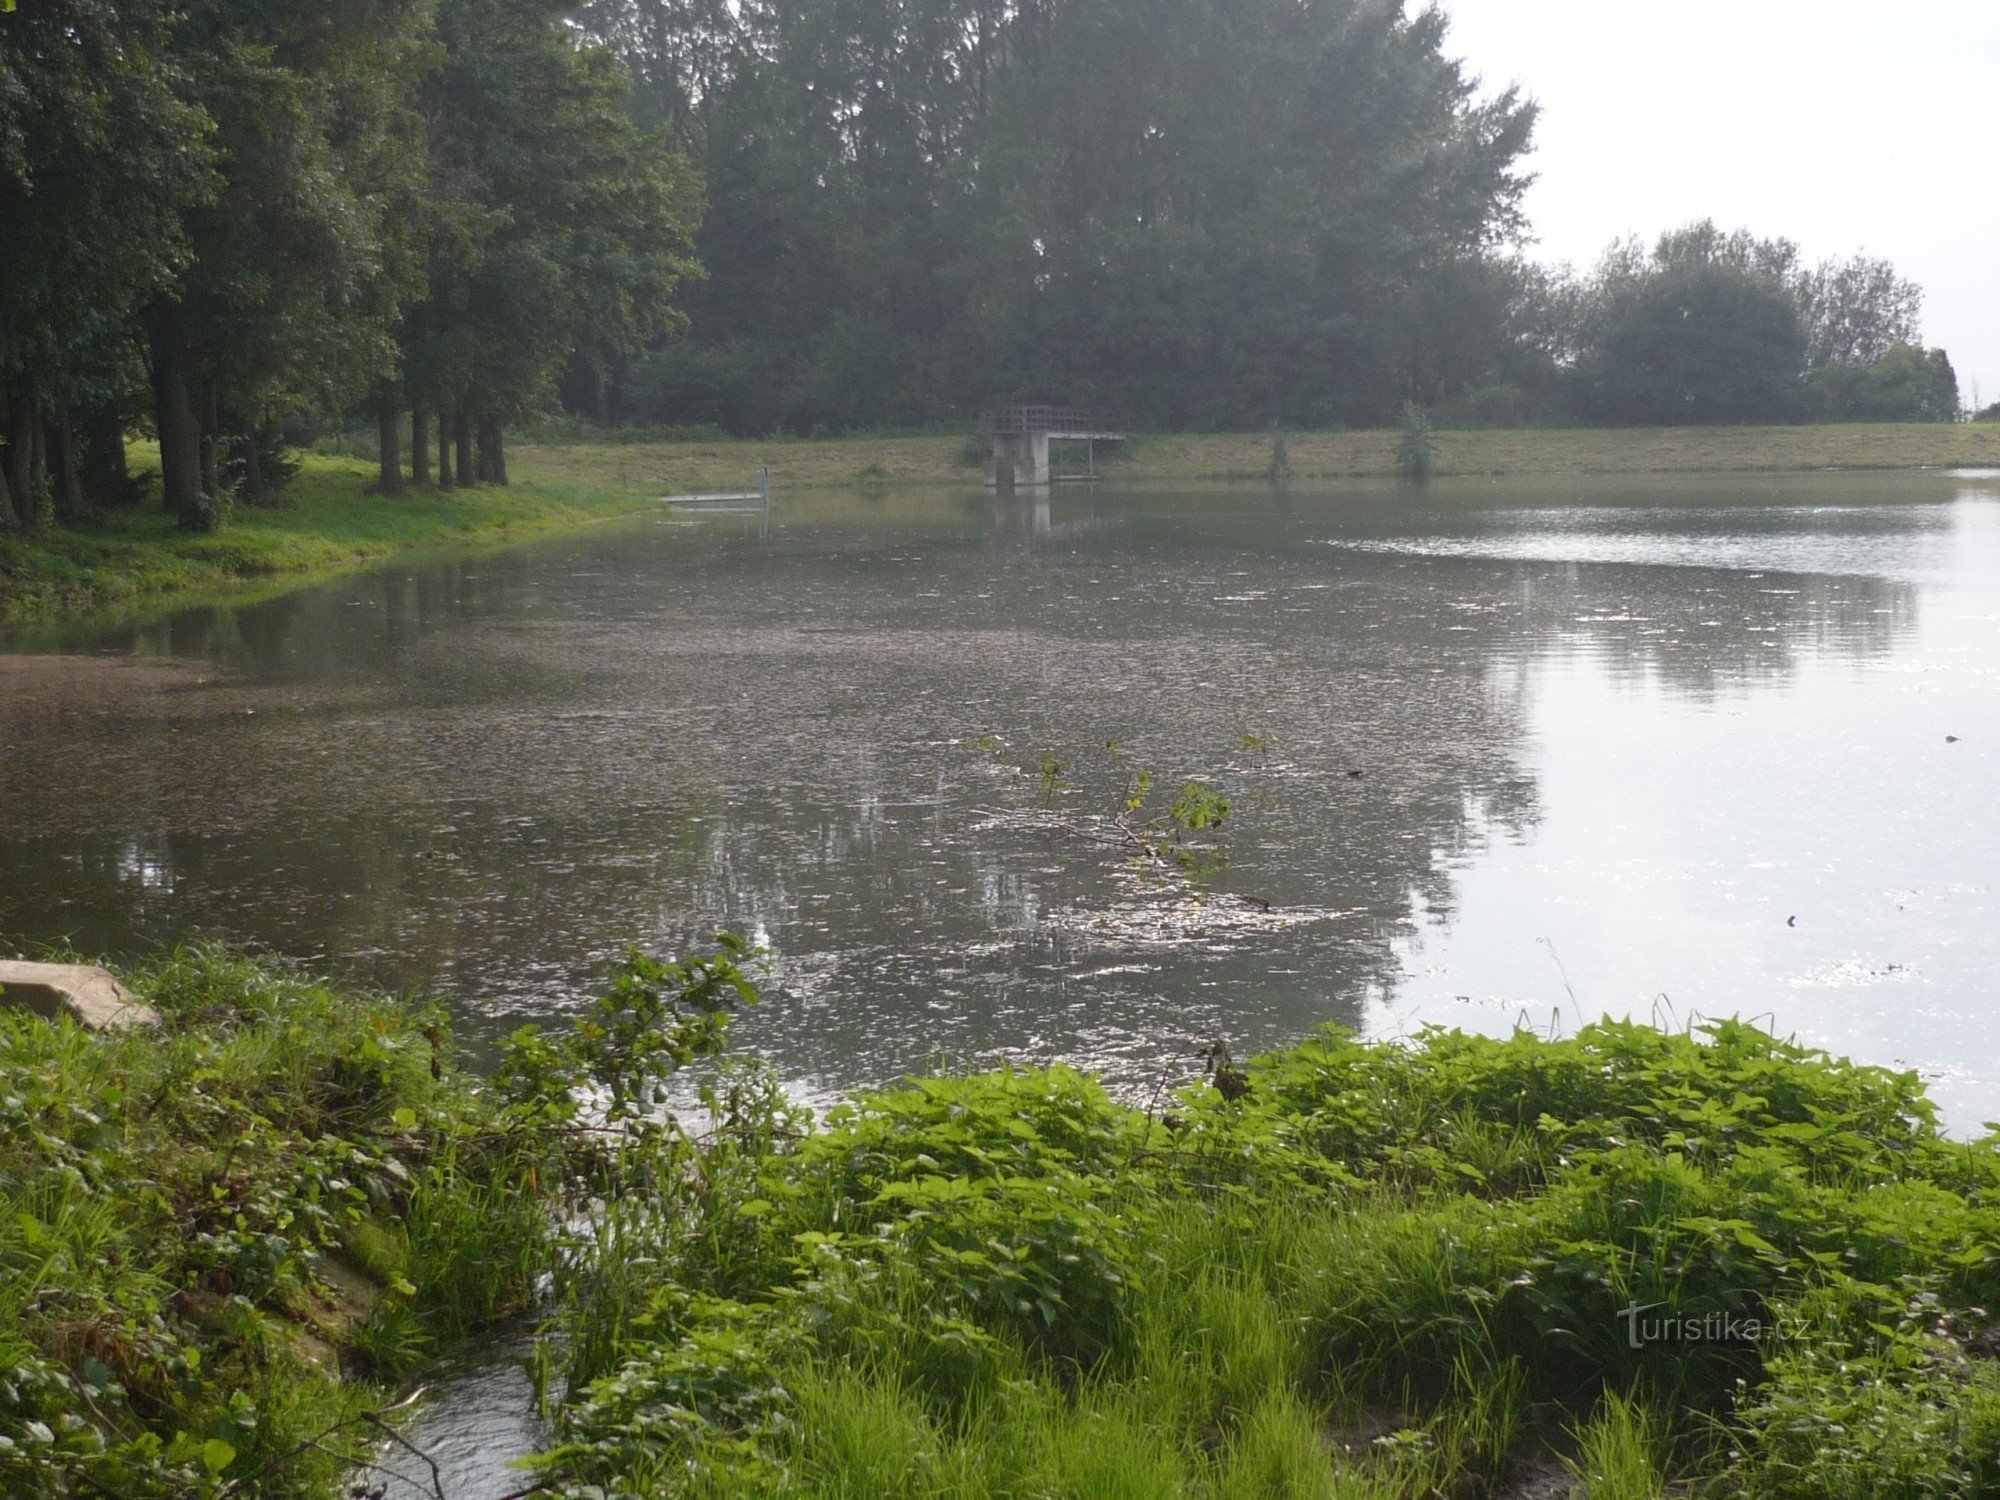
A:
[983,431,1050,489]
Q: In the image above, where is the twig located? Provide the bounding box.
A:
[1537,935,1581,1011]
[220,1386,428,1496]
[362,1411,447,1500]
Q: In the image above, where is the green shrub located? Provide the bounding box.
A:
[0,946,565,1498]
[524,1006,2000,1499]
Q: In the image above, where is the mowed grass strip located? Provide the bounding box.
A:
[511,421,2000,493]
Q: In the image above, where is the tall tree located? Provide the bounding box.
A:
[403,0,702,481]
[1572,253,1808,426]
[577,0,1535,433]
[1795,255,1924,371]
[147,0,434,525]
[1550,222,1946,429]
[0,0,209,530]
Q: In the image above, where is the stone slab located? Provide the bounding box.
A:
[0,961,161,1031]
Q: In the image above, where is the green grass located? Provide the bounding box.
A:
[507,421,2000,496]
[0,450,647,627]
[17,935,2000,1496]
[0,946,567,1498]
[521,1013,2000,1498]
[1116,421,2000,481]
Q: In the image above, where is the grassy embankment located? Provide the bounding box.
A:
[14,941,2000,1497]
[0,450,647,627]
[0,948,569,1498]
[7,423,1999,628]
[513,418,2000,493]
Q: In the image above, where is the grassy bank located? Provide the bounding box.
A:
[0,948,566,1498]
[0,451,645,627]
[510,420,2000,494]
[523,972,2000,1499]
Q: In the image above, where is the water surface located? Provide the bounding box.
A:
[4,472,1996,1121]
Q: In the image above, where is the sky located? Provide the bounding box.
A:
[1437,1,2000,409]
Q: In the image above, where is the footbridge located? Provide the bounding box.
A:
[983,406,1125,488]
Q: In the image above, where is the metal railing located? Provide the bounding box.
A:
[986,405,1120,436]
[660,467,771,538]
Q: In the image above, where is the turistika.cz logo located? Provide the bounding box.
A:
[1616,1301,1787,1349]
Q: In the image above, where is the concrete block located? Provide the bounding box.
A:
[0,961,161,1031]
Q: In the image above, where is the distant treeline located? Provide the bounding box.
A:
[0,0,698,533]
[1529,223,1959,431]
[573,0,1535,434]
[0,2,1966,538]
[574,0,1957,437]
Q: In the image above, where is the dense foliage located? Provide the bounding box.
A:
[571,7,1965,435]
[0,947,570,1497]
[16,937,2000,1496]
[519,969,2000,1498]
[572,0,1537,434]
[1489,221,1958,430]
[0,0,700,533]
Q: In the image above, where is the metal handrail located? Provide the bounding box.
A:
[986,405,1119,435]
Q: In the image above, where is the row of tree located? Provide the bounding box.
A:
[1498,222,1960,428]
[0,0,700,532]
[569,0,1537,434]
[572,2,1956,435]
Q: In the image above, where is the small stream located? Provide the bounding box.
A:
[364,1329,543,1500]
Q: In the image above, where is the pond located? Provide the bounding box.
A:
[4,471,1998,1125]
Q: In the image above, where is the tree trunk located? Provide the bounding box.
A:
[6,400,38,531]
[24,411,48,534]
[436,412,453,487]
[52,402,85,521]
[475,417,508,484]
[0,401,19,531]
[240,428,266,505]
[377,399,405,496]
[411,410,430,486]
[454,408,474,488]
[199,384,221,498]
[79,407,130,506]
[151,318,206,524]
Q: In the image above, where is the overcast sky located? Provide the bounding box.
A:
[1438,1,2000,409]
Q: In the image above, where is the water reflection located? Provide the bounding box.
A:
[2,473,1993,1114]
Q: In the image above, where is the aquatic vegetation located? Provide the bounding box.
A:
[985,734,1237,883]
[1394,404,1438,479]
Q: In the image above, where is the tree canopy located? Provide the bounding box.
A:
[579,0,1538,433]
[1518,222,1957,428]
[0,0,702,530]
